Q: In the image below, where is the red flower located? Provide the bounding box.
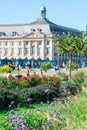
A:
[1,86,6,89]
[23,76,28,80]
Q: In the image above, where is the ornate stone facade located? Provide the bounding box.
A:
[0,5,82,63]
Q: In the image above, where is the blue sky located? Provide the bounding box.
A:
[0,0,87,31]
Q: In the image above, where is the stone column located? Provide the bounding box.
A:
[15,41,19,58]
[28,41,31,56]
[2,41,5,57]
[50,40,54,60]
[8,41,11,57]
[35,41,38,57]
[21,41,25,57]
[42,40,45,60]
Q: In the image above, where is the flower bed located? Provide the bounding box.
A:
[0,75,83,109]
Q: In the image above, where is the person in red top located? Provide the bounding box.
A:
[32,72,37,76]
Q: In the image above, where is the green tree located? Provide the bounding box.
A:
[54,32,87,80]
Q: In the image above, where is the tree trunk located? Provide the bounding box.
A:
[68,54,72,80]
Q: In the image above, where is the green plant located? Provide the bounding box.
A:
[66,61,78,70]
[29,76,42,87]
[57,72,68,81]
[46,76,61,87]
[0,88,18,109]
[40,62,53,71]
[0,65,9,73]
[18,84,59,104]
[65,78,83,95]
[73,70,85,78]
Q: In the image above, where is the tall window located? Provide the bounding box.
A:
[25,48,29,54]
[18,48,22,55]
[5,48,8,55]
[47,47,50,54]
[11,42,14,46]
[19,41,22,46]
[5,42,8,46]
[0,42,2,46]
[0,48,2,55]
[38,41,42,46]
[11,48,15,55]
[25,41,29,46]
[32,45,35,55]
[38,46,42,55]
[47,40,50,45]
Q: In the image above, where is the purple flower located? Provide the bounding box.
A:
[49,102,55,107]
[48,102,55,108]
[17,119,24,123]
[17,104,20,107]
[27,98,32,102]
[10,101,15,105]
[45,89,50,93]
[53,98,57,101]
[40,102,44,105]
[59,85,67,93]
[10,110,14,114]
[8,105,12,108]
[35,108,41,112]
[18,126,26,130]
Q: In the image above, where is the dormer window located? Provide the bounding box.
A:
[0,32,6,36]
[12,32,17,36]
[31,29,35,32]
[37,28,42,32]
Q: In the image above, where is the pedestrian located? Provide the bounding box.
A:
[39,71,44,77]
[32,72,37,76]
[6,70,13,79]
[26,69,30,77]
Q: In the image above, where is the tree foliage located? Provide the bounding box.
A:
[54,32,87,79]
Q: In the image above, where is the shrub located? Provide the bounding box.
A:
[57,72,68,81]
[0,88,18,109]
[29,75,42,87]
[46,76,61,87]
[73,70,85,78]
[16,84,59,104]
[0,65,9,73]
[40,62,53,71]
[64,78,83,95]
[66,61,78,70]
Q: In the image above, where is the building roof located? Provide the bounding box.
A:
[0,5,81,36]
[29,18,81,34]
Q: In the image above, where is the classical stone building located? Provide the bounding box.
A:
[0,5,84,65]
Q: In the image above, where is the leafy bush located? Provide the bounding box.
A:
[0,88,18,109]
[46,76,61,87]
[0,65,9,73]
[57,72,68,81]
[18,84,59,104]
[66,61,78,70]
[40,62,53,71]
[73,70,85,78]
[0,75,61,90]
[29,75,42,87]
[64,78,83,95]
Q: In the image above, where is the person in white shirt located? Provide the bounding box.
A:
[6,70,13,79]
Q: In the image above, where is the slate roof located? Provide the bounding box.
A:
[29,18,81,34]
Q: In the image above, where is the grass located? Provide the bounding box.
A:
[0,88,87,129]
